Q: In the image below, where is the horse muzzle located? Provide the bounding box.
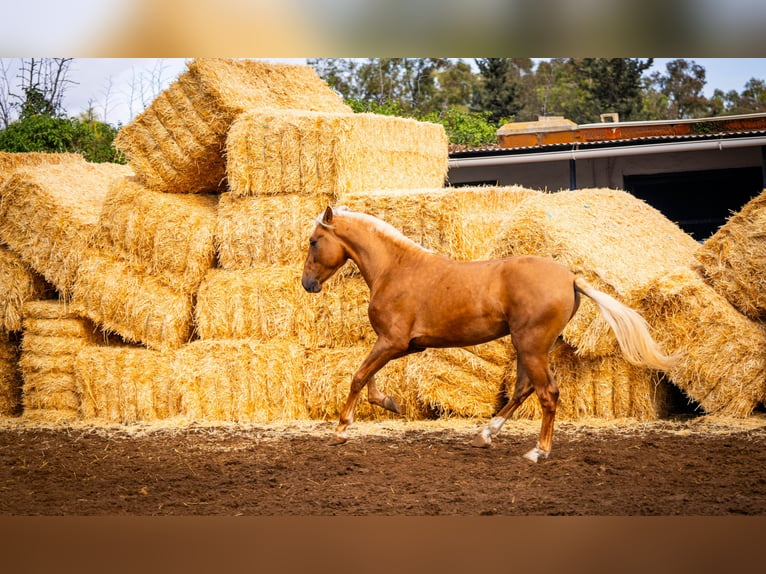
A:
[301,275,322,293]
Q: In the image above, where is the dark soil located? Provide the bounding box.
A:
[2,418,766,515]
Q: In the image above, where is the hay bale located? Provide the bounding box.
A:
[408,339,666,421]
[0,162,133,297]
[114,59,350,194]
[19,300,100,420]
[302,346,425,421]
[216,192,333,268]
[72,250,194,352]
[96,177,218,291]
[491,188,699,356]
[339,185,541,260]
[0,337,21,416]
[74,344,177,423]
[225,109,448,197]
[195,265,373,347]
[0,246,51,334]
[0,152,85,187]
[694,190,766,320]
[173,339,307,422]
[635,267,766,416]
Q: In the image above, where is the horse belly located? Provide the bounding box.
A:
[410,305,509,349]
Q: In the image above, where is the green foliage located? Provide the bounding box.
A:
[421,108,500,148]
[0,113,124,163]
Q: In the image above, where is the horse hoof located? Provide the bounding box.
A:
[329,434,348,446]
[383,396,402,415]
[471,432,491,448]
[523,446,549,463]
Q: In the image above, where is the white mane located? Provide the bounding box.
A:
[315,207,429,252]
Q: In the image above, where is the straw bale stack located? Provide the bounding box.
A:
[491,188,699,356]
[195,265,373,347]
[409,340,667,421]
[694,189,766,320]
[226,109,449,197]
[216,192,332,268]
[0,152,85,187]
[0,246,52,334]
[74,344,177,423]
[114,59,350,194]
[19,300,100,421]
[338,185,541,260]
[634,267,766,416]
[96,177,219,291]
[174,339,308,422]
[0,336,21,416]
[72,249,194,352]
[0,162,133,297]
[303,347,426,421]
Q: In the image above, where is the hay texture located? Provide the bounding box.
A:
[0,152,84,187]
[0,246,51,334]
[694,190,766,320]
[635,267,766,416]
[72,249,194,352]
[114,58,350,194]
[74,344,177,423]
[0,162,132,297]
[19,300,100,421]
[0,337,21,416]
[174,340,307,422]
[195,265,373,348]
[96,177,218,292]
[338,185,541,260]
[491,188,699,357]
[226,109,448,197]
[303,347,425,421]
[216,192,332,268]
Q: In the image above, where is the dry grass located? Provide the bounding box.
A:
[225,109,448,197]
[694,189,766,320]
[96,177,219,292]
[114,59,350,193]
[72,249,195,352]
[338,185,541,260]
[0,152,85,187]
[0,246,52,334]
[0,336,21,416]
[491,188,699,357]
[174,339,308,423]
[0,162,133,297]
[216,192,332,268]
[635,266,766,417]
[74,344,178,423]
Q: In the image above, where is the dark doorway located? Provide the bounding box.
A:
[624,167,762,240]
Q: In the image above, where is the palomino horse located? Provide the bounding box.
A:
[301,206,675,462]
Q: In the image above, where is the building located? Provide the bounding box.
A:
[448,113,766,240]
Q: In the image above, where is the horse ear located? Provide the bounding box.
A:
[322,206,334,225]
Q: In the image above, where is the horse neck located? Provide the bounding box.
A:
[336,216,424,288]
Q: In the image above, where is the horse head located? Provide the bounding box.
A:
[301,206,350,293]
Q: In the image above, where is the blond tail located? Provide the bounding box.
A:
[574,277,677,371]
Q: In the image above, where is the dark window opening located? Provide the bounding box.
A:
[624,167,762,241]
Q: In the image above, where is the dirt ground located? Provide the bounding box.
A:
[2,416,766,516]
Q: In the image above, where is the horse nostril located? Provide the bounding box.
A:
[302,276,322,293]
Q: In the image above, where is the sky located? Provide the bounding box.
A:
[4,57,763,127]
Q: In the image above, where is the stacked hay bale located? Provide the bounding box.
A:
[0,248,53,416]
[114,58,351,194]
[18,300,100,422]
[0,162,133,298]
[481,188,700,421]
[72,177,218,351]
[0,152,85,187]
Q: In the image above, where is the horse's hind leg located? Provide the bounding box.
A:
[472,359,534,448]
[367,376,402,414]
[522,354,559,463]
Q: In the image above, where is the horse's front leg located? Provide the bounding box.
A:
[332,338,404,445]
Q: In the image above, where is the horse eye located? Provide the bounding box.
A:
[309,239,317,248]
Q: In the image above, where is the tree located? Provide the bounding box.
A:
[577,58,653,120]
[650,59,710,119]
[472,58,528,124]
